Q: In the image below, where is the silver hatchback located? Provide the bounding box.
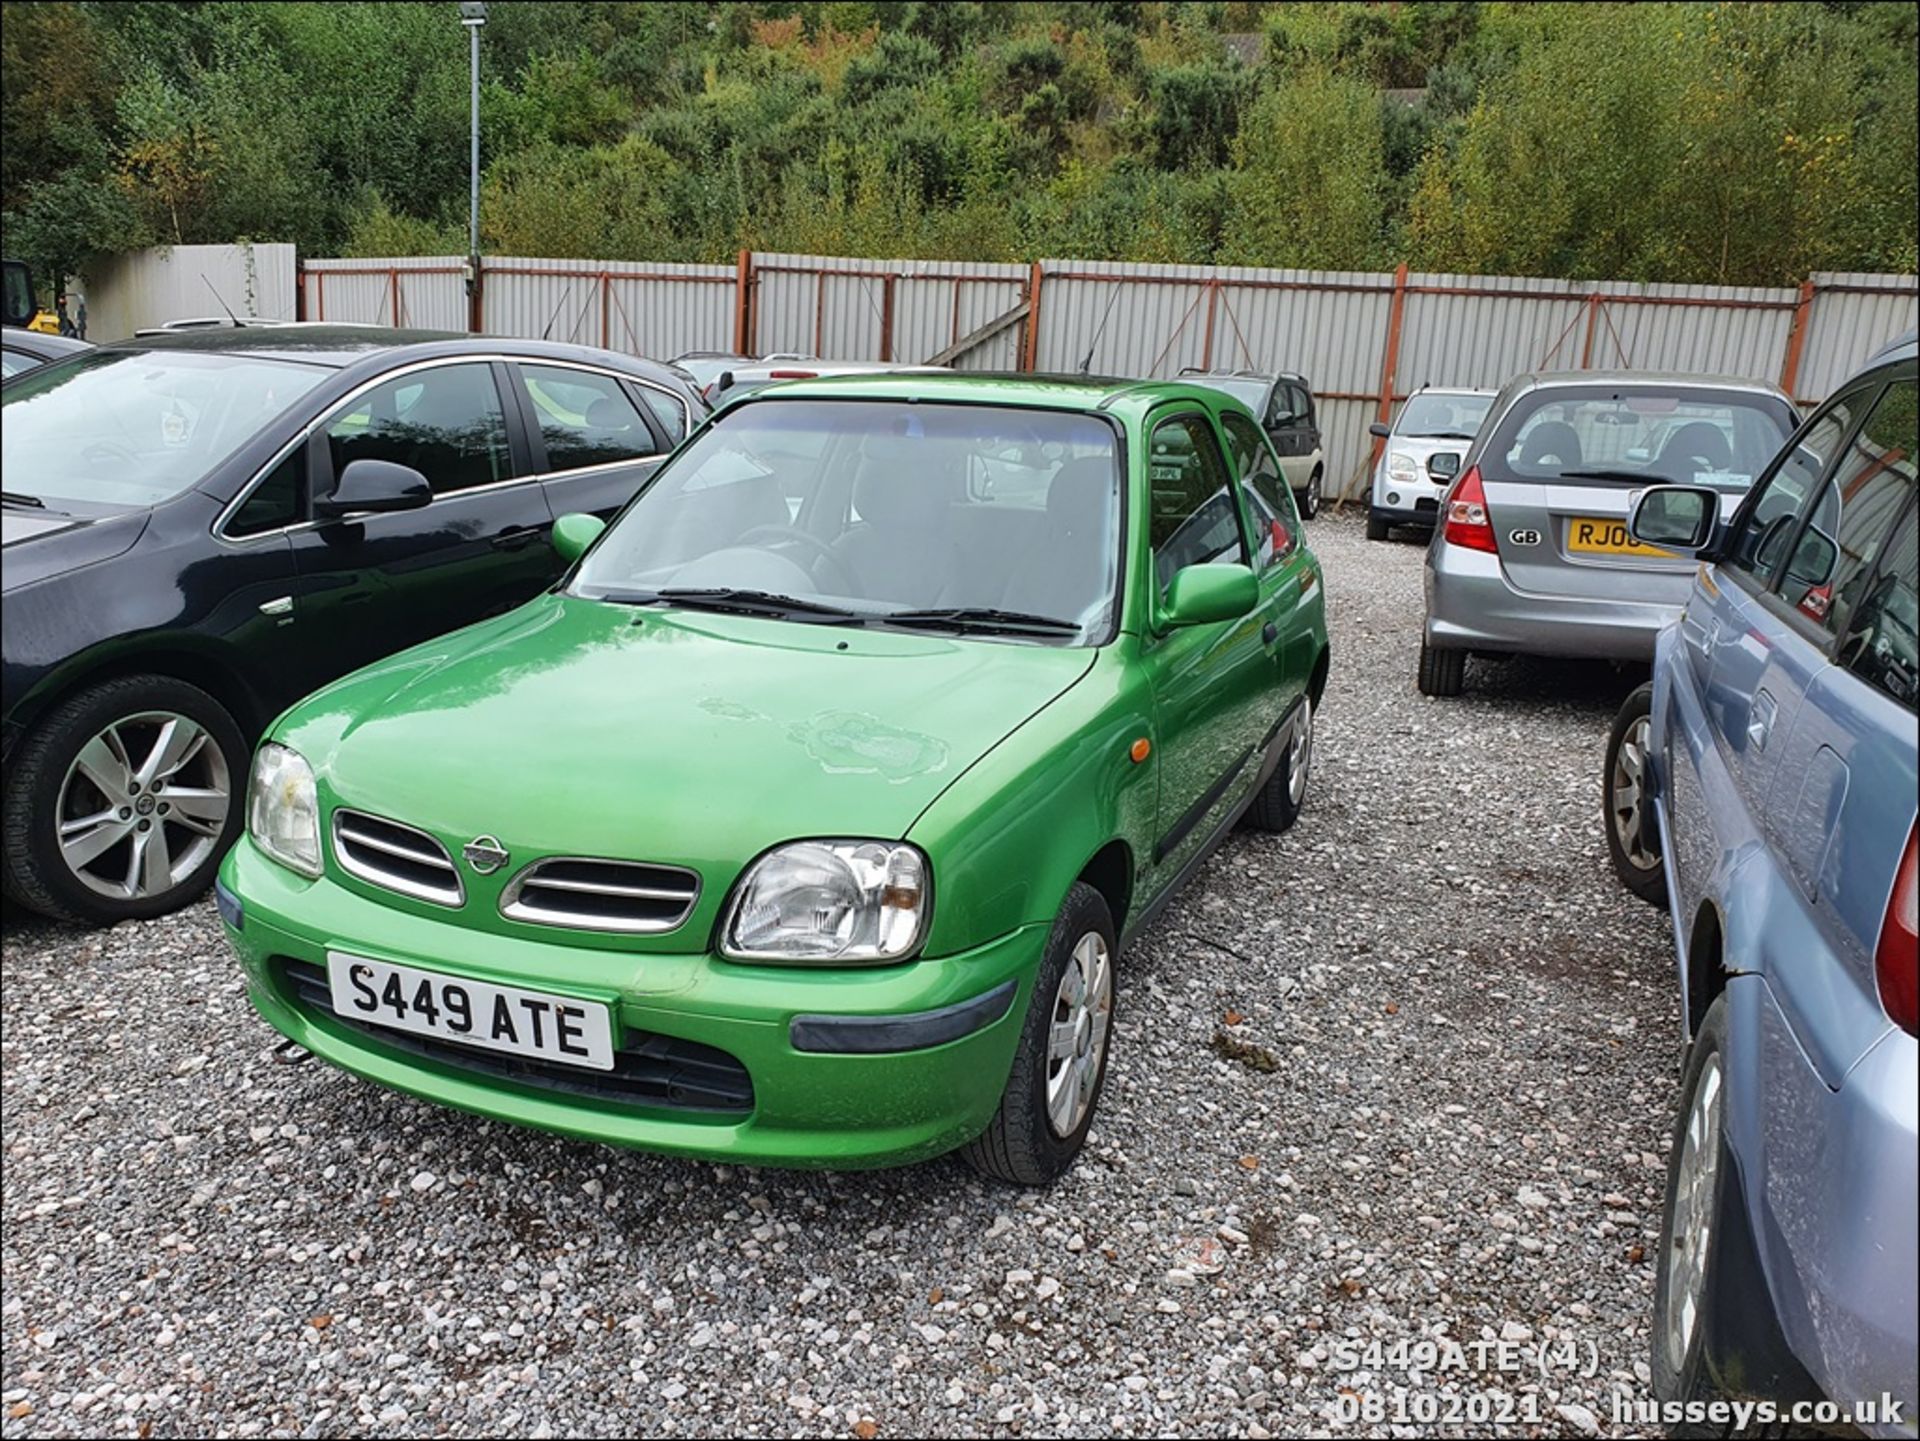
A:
[1419,371,1798,696]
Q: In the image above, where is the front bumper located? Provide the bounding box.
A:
[219,840,1040,1169]
[1371,469,1447,523]
[1424,541,1680,662]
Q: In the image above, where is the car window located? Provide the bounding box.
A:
[1149,413,1248,596]
[1723,381,1874,590]
[1780,380,1917,639]
[1397,393,1492,440]
[1839,502,1917,708]
[227,448,303,537]
[326,363,510,498]
[517,364,659,474]
[1,348,35,378]
[1289,385,1313,425]
[1489,385,1794,490]
[634,383,689,444]
[568,400,1122,643]
[1220,410,1296,568]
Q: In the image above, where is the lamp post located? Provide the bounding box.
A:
[459,1,487,332]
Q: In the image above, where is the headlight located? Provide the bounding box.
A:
[248,742,321,878]
[1387,451,1418,482]
[722,840,929,964]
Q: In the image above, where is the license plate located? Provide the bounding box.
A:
[1566,517,1672,559]
[327,952,615,1071]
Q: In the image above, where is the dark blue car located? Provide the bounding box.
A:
[1606,332,1916,1430]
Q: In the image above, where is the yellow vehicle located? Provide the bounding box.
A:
[26,310,60,335]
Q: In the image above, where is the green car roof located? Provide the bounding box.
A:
[722,370,1250,418]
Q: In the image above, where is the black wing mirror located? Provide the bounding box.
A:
[1368,421,1391,440]
[314,459,432,522]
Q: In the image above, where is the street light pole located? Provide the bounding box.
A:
[459,1,487,333]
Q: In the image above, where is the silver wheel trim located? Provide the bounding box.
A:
[1611,715,1658,871]
[1288,696,1314,806]
[55,710,231,900]
[1044,931,1113,1139]
[1307,472,1322,513]
[1664,1052,1722,1374]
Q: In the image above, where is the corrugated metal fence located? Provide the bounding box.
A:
[301,252,1916,500]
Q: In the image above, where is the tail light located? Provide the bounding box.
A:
[1875,825,1918,1037]
[1270,518,1291,554]
[1442,464,1498,553]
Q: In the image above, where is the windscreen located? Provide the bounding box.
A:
[571,399,1124,643]
[1,348,330,509]
[1397,393,1493,439]
[1485,385,1795,489]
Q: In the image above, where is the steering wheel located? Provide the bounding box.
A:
[81,439,139,468]
[735,523,860,595]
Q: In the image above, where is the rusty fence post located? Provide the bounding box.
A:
[1023,261,1045,372]
[733,249,752,354]
[467,256,484,335]
[1779,279,1816,403]
[1370,263,1411,485]
[1580,293,1601,368]
[880,273,896,362]
[1200,279,1219,371]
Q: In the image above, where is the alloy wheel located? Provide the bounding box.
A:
[1611,714,1657,871]
[1044,930,1113,1138]
[1288,696,1314,806]
[1664,1052,1723,1373]
[55,711,232,900]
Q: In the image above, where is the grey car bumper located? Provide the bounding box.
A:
[1424,542,1683,662]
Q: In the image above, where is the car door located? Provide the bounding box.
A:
[506,361,676,522]
[1683,379,1885,886]
[1752,377,1916,1083]
[1220,409,1315,720]
[1137,409,1271,887]
[284,359,556,682]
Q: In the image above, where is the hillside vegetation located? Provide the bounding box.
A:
[3,1,1914,287]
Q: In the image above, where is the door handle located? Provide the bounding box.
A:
[1262,621,1279,646]
[490,526,544,551]
[258,595,293,621]
[1748,689,1778,751]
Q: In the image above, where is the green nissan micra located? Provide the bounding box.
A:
[219,373,1329,1184]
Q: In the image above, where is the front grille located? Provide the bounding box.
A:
[501,856,700,934]
[276,959,753,1113]
[332,809,464,907]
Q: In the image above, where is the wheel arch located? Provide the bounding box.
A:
[1684,900,1727,1039]
[1075,838,1135,938]
[10,642,269,749]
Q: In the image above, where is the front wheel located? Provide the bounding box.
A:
[1243,695,1312,833]
[2,675,247,924]
[1605,683,1667,906]
[1297,468,1323,520]
[963,883,1116,1186]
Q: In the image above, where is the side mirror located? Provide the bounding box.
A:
[1368,422,1391,440]
[1428,452,1461,481]
[1782,526,1839,595]
[1629,485,1718,553]
[1162,563,1258,629]
[552,511,606,564]
[314,459,431,521]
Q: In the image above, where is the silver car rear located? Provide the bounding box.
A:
[1421,373,1798,692]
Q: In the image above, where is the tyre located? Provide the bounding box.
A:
[1417,642,1465,697]
[1605,683,1667,907]
[1297,468,1323,520]
[1243,695,1313,833]
[1651,995,1736,1428]
[2,675,247,925]
[1366,514,1390,542]
[963,882,1116,1186]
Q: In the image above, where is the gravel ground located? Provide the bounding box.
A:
[3,511,1681,1439]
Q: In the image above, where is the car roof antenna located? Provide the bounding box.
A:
[202,274,241,326]
[540,283,574,341]
[1078,285,1124,375]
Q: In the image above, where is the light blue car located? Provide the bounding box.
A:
[1605,332,1916,1433]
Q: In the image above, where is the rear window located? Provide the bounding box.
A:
[1485,385,1795,490]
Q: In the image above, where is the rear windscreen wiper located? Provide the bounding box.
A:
[880,607,1080,636]
[1555,468,1664,486]
[598,588,864,623]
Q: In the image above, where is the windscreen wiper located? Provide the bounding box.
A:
[1556,468,1666,486]
[598,587,864,623]
[879,606,1081,636]
[1422,431,1478,441]
[1,490,46,509]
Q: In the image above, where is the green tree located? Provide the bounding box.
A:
[1221,67,1385,268]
